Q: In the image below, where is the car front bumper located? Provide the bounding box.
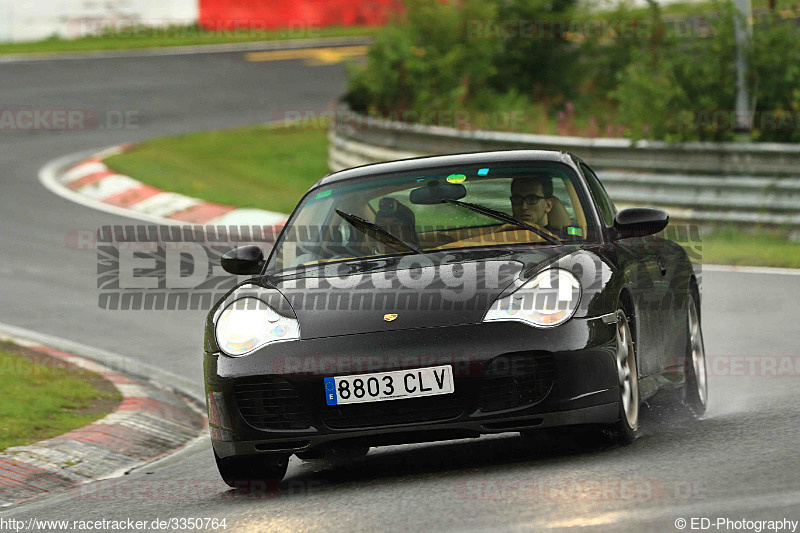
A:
[205,317,620,459]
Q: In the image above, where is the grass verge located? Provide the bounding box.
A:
[105,123,330,214]
[0,342,121,452]
[0,25,377,56]
[105,124,800,269]
[697,231,800,269]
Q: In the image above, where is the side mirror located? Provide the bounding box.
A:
[221,245,265,275]
[610,208,669,240]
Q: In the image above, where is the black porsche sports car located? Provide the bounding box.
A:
[204,150,708,486]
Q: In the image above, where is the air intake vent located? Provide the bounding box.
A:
[234,378,312,430]
[479,353,555,412]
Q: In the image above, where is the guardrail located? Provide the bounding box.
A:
[327,110,800,228]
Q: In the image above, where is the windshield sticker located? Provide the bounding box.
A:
[315,189,332,199]
[446,174,466,184]
[477,168,490,176]
[567,226,583,236]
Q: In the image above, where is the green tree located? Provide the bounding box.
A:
[749,13,800,142]
[347,0,499,118]
[612,1,739,141]
[487,0,580,101]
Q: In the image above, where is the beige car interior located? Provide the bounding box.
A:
[419,178,588,250]
[281,176,589,268]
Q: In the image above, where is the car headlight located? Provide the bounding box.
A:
[215,297,300,356]
[484,268,581,328]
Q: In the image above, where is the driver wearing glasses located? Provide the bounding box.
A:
[505,176,571,239]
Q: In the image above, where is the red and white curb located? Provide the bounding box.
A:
[40,145,288,227]
[0,334,207,508]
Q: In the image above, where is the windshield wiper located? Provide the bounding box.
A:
[334,210,422,254]
[441,199,562,246]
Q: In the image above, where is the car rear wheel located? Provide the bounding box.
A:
[611,309,639,444]
[683,293,708,416]
[214,451,289,488]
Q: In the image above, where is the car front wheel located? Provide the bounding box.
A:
[683,293,708,416]
[611,308,639,444]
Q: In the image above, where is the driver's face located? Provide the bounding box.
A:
[511,180,553,226]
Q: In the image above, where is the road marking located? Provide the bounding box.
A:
[38,145,287,226]
[703,264,800,276]
[0,322,203,402]
[128,191,202,217]
[168,202,236,224]
[103,184,163,207]
[0,37,372,63]
[71,174,141,200]
[245,45,367,65]
[61,160,106,184]
[39,149,186,225]
[0,323,207,508]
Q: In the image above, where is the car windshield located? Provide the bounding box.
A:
[268,161,597,272]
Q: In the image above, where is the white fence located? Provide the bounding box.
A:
[0,0,197,43]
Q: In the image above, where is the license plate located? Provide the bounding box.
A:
[324,365,454,406]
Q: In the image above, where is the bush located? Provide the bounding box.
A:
[612,1,739,141]
[346,0,585,126]
[348,0,800,142]
[749,14,800,142]
[346,0,499,118]
[347,0,651,133]
[612,1,800,142]
[486,0,579,101]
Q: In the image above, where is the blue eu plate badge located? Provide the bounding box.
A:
[324,377,338,405]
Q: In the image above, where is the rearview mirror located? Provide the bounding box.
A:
[410,180,467,205]
[221,245,265,275]
[611,208,669,240]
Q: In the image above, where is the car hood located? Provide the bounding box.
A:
[267,247,579,339]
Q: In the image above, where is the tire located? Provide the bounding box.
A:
[682,292,708,416]
[214,451,289,488]
[610,308,639,444]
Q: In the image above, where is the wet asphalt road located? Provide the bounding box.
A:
[0,48,799,532]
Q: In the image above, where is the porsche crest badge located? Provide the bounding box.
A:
[383,313,398,322]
